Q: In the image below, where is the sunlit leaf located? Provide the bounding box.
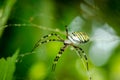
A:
[0,50,19,80]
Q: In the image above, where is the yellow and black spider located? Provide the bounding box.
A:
[31,26,91,79]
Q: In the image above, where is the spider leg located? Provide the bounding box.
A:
[73,46,91,80]
[41,33,64,40]
[17,39,63,63]
[31,33,64,52]
[31,39,64,52]
[73,46,89,70]
[52,44,68,71]
[65,25,68,39]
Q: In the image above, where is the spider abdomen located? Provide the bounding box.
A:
[68,32,89,44]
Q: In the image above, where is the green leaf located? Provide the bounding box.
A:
[0,0,16,36]
[0,50,19,80]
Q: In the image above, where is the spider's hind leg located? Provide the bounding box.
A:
[52,44,68,71]
[73,46,91,80]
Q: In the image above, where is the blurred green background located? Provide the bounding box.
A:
[0,0,120,80]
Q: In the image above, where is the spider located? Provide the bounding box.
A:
[31,25,91,79]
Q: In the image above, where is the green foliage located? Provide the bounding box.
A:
[0,0,16,36]
[0,50,19,80]
[0,0,120,80]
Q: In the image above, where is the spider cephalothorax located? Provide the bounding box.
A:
[31,26,91,80]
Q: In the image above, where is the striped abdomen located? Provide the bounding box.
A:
[68,32,89,44]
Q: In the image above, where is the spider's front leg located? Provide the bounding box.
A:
[52,44,68,71]
[31,33,64,52]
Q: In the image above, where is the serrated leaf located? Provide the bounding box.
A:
[0,50,19,80]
